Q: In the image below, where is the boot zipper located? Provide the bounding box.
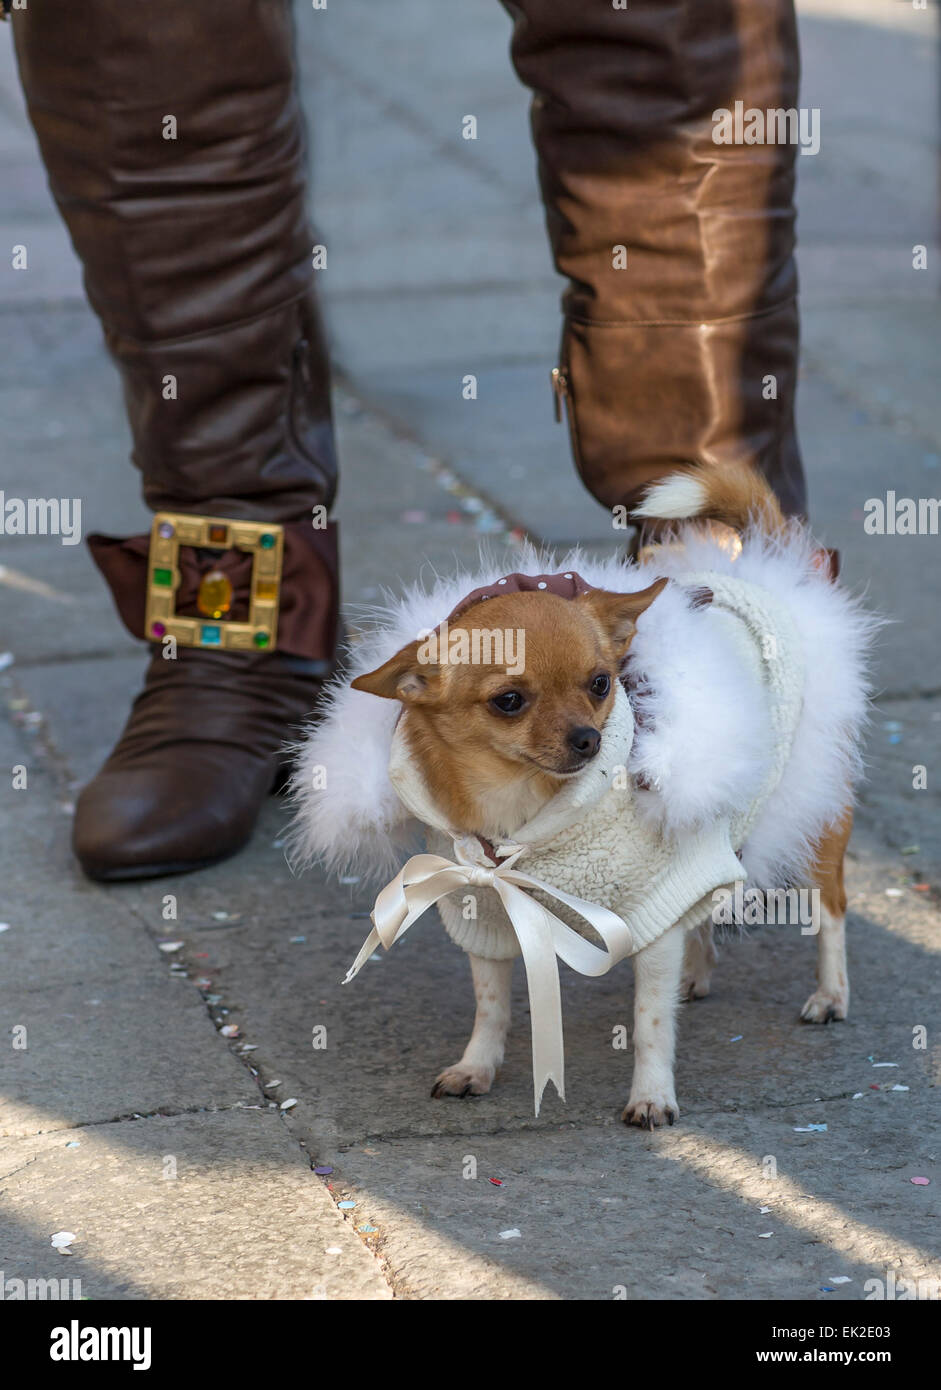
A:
[550,366,569,423]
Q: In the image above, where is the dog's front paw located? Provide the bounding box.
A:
[800,989,848,1024]
[431,1062,495,1099]
[621,1093,679,1129]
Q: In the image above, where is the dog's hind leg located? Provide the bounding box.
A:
[682,921,717,1000]
[431,955,513,1098]
[800,804,853,1024]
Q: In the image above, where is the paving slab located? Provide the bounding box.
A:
[1,1110,390,1300]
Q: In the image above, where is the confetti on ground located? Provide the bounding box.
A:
[913,884,931,893]
[830,1277,852,1285]
[239,1044,258,1052]
[820,1286,835,1292]
[872,1062,899,1068]
[759,1206,772,1214]
[195,978,213,989]
[0,923,9,934]
[885,888,903,898]
[212,911,230,921]
[50,1232,75,1250]
[326,1246,343,1255]
[280,1097,298,1110]
[911,1176,931,1186]
[289,936,306,944]
[794,1124,827,1132]
[0,652,13,672]
[65,1141,80,1149]
[730,1035,743,1042]
[900,845,919,855]
[220,1024,240,1038]
[852,1092,864,1099]
[499,1229,521,1240]
[489,1178,504,1186]
[357,1224,377,1234]
[264,1080,281,1090]
[891,1085,910,1092]
[338,1200,356,1210]
[314,1166,334,1176]
[158,941,183,952]
[758,1232,774,1239]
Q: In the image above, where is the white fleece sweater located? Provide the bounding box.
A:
[386,573,805,961]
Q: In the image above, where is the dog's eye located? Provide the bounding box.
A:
[590,673,611,698]
[490,691,525,715]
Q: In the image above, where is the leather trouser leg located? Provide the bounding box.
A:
[11,0,339,879]
[504,0,807,518]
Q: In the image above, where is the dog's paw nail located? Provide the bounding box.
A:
[621,1097,679,1129]
[800,990,848,1024]
[431,1063,494,1098]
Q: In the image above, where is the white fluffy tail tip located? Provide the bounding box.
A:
[635,474,707,521]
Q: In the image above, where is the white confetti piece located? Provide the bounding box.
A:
[758,1232,774,1239]
[872,1062,899,1068]
[830,1277,852,1285]
[0,923,9,934]
[759,1206,772,1214]
[499,1229,521,1240]
[158,940,183,952]
[220,1024,240,1038]
[885,888,903,897]
[891,1084,910,1092]
[280,1098,298,1110]
[852,1092,864,1099]
[50,1232,76,1249]
[326,1246,342,1255]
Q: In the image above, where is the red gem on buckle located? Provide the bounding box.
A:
[208,524,227,544]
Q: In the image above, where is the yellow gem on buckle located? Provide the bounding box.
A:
[197,568,233,619]
[144,512,284,653]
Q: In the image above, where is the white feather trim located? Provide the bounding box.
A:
[287,530,879,890]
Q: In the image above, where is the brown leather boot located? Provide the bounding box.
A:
[505,0,807,518]
[12,0,339,880]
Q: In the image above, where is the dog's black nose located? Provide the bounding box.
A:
[568,726,601,759]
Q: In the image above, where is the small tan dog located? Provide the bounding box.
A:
[345,464,859,1127]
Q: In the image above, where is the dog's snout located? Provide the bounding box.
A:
[567,725,601,759]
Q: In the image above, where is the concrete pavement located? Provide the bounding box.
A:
[1,0,940,1300]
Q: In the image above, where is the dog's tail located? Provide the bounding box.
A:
[633,461,787,536]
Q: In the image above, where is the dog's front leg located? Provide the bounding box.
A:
[622,924,686,1128]
[431,954,512,1098]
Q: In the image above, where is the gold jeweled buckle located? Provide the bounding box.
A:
[144,512,284,652]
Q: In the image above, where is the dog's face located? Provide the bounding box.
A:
[352,578,667,780]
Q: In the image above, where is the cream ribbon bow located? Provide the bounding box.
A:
[343,840,637,1114]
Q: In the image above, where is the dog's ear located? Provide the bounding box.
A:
[351,638,443,704]
[579,576,669,655]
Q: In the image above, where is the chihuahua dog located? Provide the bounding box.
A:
[344,464,859,1128]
